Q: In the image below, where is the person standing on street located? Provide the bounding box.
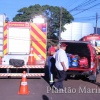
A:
[53,43,69,89]
[47,44,58,84]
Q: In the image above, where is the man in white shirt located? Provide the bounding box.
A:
[53,43,69,89]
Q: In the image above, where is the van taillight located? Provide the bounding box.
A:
[91,62,95,68]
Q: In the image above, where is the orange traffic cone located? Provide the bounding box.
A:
[27,48,35,65]
[18,71,30,95]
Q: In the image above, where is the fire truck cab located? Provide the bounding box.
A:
[80,34,100,55]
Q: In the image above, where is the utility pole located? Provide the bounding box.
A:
[59,7,62,41]
[96,13,98,34]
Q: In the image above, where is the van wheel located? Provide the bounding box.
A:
[89,70,97,83]
[97,60,100,73]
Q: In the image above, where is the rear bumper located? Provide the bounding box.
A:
[0,65,45,68]
[67,68,93,76]
[0,65,45,77]
[0,73,45,77]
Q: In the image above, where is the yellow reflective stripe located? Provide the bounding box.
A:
[94,47,100,52]
[4,39,7,46]
[4,30,7,36]
[32,42,46,59]
[4,24,7,55]
[31,31,46,49]
[31,23,46,39]
[4,49,7,55]
[4,23,7,26]
[33,53,40,60]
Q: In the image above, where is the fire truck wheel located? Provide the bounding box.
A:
[8,76,11,79]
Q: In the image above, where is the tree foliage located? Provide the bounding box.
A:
[13,4,74,44]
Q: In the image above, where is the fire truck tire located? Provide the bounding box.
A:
[8,76,11,79]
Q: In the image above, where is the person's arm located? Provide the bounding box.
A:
[61,62,67,71]
[58,50,67,71]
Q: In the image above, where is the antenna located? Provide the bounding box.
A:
[59,7,62,41]
[96,13,98,34]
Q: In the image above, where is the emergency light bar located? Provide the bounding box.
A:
[33,16,45,23]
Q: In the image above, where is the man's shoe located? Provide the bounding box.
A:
[52,85,59,90]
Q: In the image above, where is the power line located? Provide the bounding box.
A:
[75,17,100,21]
[73,2,100,16]
[96,13,98,34]
[69,0,96,12]
[70,7,100,11]
[75,15,100,19]
[59,7,62,41]
[73,15,100,22]
[66,0,80,10]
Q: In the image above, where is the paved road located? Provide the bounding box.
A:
[0,74,100,100]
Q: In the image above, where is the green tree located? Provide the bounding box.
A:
[13,4,74,44]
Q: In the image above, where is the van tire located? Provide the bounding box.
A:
[89,70,97,83]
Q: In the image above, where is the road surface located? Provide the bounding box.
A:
[0,74,100,100]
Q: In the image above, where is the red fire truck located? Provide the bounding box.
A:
[80,34,100,55]
[0,21,47,77]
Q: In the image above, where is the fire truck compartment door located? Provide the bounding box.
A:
[8,28,30,54]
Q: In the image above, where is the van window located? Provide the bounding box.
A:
[90,40,97,46]
[65,43,90,56]
[65,42,91,67]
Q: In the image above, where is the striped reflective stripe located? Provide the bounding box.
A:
[23,74,26,78]
[0,65,45,68]
[31,42,46,59]
[21,82,27,85]
[3,23,7,55]
[31,32,46,51]
[31,23,46,60]
[0,73,45,76]
[31,24,46,39]
[94,46,100,52]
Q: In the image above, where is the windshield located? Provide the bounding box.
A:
[90,40,100,47]
[96,40,100,47]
